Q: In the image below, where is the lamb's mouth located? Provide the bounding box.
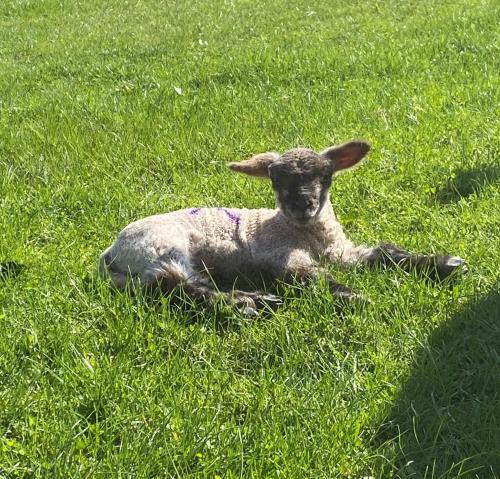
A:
[286,210,321,226]
[277,201,322,226]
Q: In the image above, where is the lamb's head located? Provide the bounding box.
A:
[229,140,370,226]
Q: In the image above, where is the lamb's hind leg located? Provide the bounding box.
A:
[156,263,282,314]
[345,243,467,280]
[182,278,282,314]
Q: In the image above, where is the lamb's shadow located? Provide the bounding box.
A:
[435,165,499,203]
[376,287,500,477]
[0,261,25,282]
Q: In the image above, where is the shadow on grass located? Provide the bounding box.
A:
[376,286,500,478]
[435,165,499,203]
[0,261,25,282]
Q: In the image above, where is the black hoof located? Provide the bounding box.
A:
[254,293,284,311]
[435,255,468,280]
[330,283,371,304]
[235,292,283,315]
[239,306,259,317]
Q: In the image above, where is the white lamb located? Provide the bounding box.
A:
[100,140,466,313]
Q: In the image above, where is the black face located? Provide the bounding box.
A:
[269,161,334,225]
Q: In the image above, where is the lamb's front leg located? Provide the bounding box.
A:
[275,250,367,302]
[344,243,467,280]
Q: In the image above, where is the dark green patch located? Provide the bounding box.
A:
[435,164,500,203]
[0,261,25,281]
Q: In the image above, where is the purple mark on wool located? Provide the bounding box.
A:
[219,208,241,225]
[188,208,201,215]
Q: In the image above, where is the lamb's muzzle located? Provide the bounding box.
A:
[100,139,466,314]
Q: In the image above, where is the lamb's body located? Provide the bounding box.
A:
[100,140,465,312]
[101,204,358,290]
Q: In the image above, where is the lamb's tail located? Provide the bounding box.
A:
[99,247,115,278]
[99,247,129,288]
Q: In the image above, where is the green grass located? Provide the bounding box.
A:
[1,0,499,477]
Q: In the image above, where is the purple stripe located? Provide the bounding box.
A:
[219,208,240,225]
[187,207,240,226]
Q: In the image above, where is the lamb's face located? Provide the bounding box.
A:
[228,140,370,226]
[268,149,334,226]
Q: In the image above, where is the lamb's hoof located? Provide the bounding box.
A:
[329,282,372,311]
[235,292,283,316]
[436,255,468,280]
[340,292,371,306]
[254,293,284,311]
[330,283,369,304]
[239,306,259,317]
[354,292,372,304]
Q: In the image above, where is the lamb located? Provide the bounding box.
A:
[99,139,466,314]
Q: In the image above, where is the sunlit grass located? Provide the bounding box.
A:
[1,0,499,477]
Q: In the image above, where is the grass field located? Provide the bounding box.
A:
[1,0,499,477]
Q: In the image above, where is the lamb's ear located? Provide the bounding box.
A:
[228,152,280,178]
[321,140,371,173]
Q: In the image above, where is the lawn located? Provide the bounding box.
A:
[0,0,499,477]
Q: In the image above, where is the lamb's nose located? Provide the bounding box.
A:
[295,197,313,209]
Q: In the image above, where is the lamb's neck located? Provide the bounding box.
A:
[310,200,352,256]
[261,201,351,256]
[315,200,340,228]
